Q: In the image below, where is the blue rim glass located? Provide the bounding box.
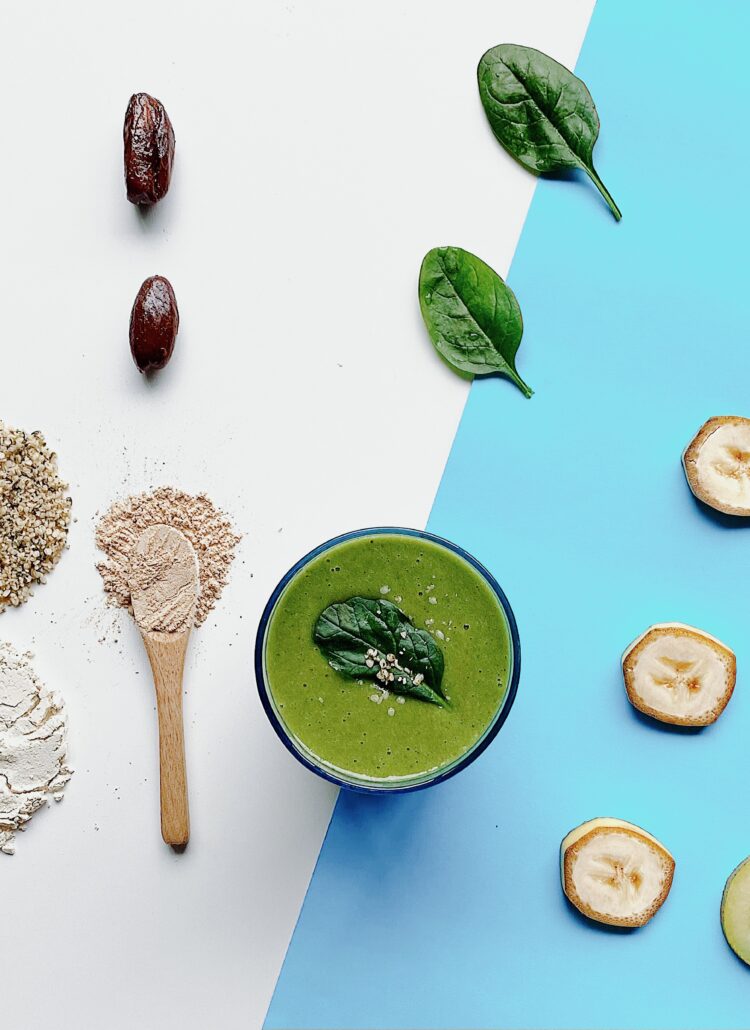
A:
[254,527,521,794]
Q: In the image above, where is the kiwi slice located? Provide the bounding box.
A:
[721,857,750,964]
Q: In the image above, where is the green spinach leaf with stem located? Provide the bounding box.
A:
[477,43,621,221]
[419,245,532,397]
[314,596,447,706]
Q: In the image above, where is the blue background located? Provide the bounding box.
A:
[267,1,750,1026]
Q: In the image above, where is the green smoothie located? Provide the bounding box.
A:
[262,532,513,786]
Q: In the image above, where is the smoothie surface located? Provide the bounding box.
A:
[263,532,512,784]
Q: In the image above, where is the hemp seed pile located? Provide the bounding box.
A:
[95,487,240,626]
[0,421,72,611]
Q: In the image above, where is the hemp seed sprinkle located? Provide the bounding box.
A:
[0,422,71,611]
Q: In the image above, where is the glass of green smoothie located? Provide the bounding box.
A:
[255,528,520,793]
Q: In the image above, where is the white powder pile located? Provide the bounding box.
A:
[0,642,73,855]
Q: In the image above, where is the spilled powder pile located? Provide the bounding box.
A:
[0,642,73,855]
[95,487,240,626]
[130,525,199,633]
[0,421,72,611]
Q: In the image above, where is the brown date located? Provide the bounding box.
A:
[130,276,179,373]
[123,93,175,206]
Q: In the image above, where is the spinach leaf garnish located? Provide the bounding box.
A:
[313,596,447,706]
[419,246,531,397]
[477,43,621,221]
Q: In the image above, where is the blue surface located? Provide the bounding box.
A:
[266,2,750,1026]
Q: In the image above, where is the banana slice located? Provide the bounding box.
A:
[721,856,750,965]
[561,817,675,927]
[683,416,750,515]
[622,623,735,726]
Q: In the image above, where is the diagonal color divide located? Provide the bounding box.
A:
[266,0,750,1026]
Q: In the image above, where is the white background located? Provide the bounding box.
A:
[1,2,592,1027]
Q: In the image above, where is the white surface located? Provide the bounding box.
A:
[0,2,593,1027]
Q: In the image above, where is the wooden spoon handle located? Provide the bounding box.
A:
[142,632,190,849]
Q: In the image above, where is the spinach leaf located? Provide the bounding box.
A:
[477,43,621,221]
[313,596,447,706]
[419,246,531,397]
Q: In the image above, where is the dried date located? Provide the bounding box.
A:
[130,276,179,373]
[123,93,175,206]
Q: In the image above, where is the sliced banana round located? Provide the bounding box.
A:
[622,623,735,727]
[722,856,750,965]
[683,415,750,515]
[561,817,675,927]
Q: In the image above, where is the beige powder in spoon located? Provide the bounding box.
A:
[95,487,239,626]
[129,525,199,633]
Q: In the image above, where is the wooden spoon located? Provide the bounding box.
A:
[129,524,199,850]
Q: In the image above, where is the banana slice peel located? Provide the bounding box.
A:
[683,415,750,515]
[722,857,750,965]
[622,623,735,727]
[561,817,674,927]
